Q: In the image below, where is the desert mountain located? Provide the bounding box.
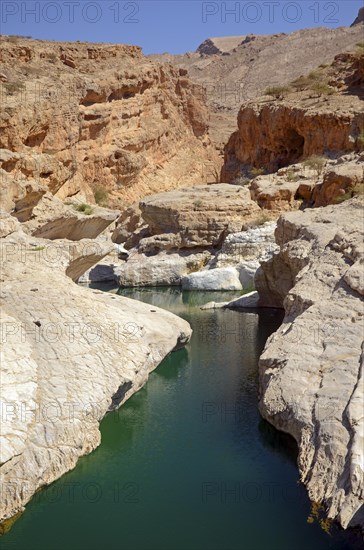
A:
[152,13,364,149]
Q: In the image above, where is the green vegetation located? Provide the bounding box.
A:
[193,199,203,208]
[311,82,334,96]
[250,212,271,227]
[93,184,109,206]
[6,36,19,43]
[73,203,94,215]
[231,175,250,186]
[302,155,327,178]
[264,85,290,99]
[28,246,45,252]
[46,52,58,63]
[356,42,364,49]
[4,80,25,95]
[291,70,334,96]
[357,130,364,149]
[250,167,265,178]
[334,184,364,204]
[286,168,300,182]
[230,167,265,185]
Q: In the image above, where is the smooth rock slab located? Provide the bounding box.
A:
[0,230,192,524]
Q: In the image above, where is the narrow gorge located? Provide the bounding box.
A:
[0,7,363,549]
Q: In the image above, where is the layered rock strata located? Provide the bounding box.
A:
[0,37,219,210]
[222,52,364,181]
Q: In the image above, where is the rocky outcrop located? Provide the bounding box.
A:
[112,185,276,288]
[212,222,278,287]
[196,36,245,56]
[0,222,191,525]
[21,193,119,240]
[0,37,219,210]
[138,184,262,248]
[312,157,364,207]
[178,222,277,291]
[221,52,364,181]
[351,7,364,26]
[256,198,364,529]
[248,153,364,211]
[111,203,148,248]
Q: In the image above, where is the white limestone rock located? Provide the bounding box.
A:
[257,198,364,530]
[0,230,191,525]
[181,267,242,291]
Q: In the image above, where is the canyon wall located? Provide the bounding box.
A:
[0,37,219,213]
[256,198,364,529]
[221,51,364,181]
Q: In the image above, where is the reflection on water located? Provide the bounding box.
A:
[1,288,362,550]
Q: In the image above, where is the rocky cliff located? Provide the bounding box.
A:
[0,37,219,212]
[221,50,364,181]
[256,198,364,529]
[152,15,364,149]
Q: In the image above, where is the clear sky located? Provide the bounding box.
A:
[1,1,363,54]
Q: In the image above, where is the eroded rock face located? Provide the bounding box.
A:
[257,198,364,529]
[152,17,364,150]
[213,222,278,288]
[111,203,149,248]
[0,37,219,209]
[221,52,364,181]
[0,227,191,524]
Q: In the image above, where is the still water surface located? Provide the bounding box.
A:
[1,288,362,550]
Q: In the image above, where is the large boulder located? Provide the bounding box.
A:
[139,184,261,248]
[181,266,242,291]
[115,250,211,287]
[312,159,364,207]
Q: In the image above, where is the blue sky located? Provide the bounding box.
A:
[1,1,363,54]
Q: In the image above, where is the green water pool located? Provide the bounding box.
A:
[1,288,362,550]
